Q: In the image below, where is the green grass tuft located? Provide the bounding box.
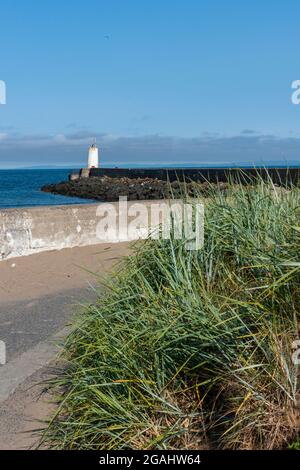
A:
[42,177,300,450]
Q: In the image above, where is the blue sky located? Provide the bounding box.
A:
[1,0,300,168]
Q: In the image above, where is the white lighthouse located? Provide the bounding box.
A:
[87,143,99,169]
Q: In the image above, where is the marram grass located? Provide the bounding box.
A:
[42,177,300,450]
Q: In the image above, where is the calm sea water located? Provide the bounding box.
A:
[0,164,297,209]
[0,169,95,209]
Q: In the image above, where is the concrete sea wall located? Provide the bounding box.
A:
[0,200,186,260]
[0,204,102,260]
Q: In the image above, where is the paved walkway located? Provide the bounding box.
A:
[0,242,131,449]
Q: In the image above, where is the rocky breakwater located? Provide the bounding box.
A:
[42,176,228,202]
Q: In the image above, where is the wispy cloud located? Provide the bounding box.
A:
[0,131,300,168]
[240,129,260,135]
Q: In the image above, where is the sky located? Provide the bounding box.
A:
[1,0,300,168]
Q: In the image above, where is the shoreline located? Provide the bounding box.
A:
[42,166,299,204]
[42,175,228,202]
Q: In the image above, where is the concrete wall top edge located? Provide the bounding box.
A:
[0,203,100,216]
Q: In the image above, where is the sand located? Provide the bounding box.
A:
[0,242,131,303]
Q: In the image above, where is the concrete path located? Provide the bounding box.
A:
[0,242,131,449]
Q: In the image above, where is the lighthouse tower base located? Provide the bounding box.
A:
[88,144,99,169]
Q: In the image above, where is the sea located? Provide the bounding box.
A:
[0,163,298,209]
[0,169,95,209]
